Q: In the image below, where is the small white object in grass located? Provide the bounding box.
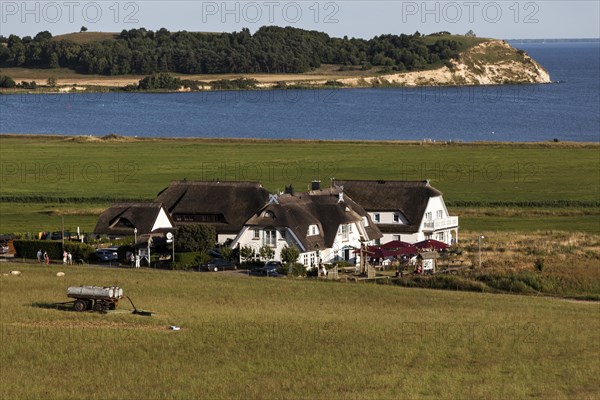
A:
[10,270,21,276]
[56,272,65,277]
[169,326,181,331]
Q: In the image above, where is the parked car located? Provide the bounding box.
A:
[0,242,9,254]
[96,248,118,262]
[250,267,283,277]
[200,258,237,272]
[264,260,282,268]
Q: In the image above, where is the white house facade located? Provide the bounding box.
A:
[230,187,382,268]
[332,180,459,246]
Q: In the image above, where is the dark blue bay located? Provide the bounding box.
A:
[1,42,598,142]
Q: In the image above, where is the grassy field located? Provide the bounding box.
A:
[0,262,598,400]
[0,136,598,233]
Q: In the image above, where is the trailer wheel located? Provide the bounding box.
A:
[108,303,116,310]
[73,300,87,312]
[93,302,105,312]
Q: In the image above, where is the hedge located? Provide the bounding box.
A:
[14,240,96,262]
[172,252,208,270]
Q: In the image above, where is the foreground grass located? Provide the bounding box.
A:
[1,136,598,233]
[0,262,598,399]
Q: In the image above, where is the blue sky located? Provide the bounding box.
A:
[1,1,599,39]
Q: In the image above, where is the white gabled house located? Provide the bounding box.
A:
[332,180,459,245]
[230,186,382,268]
[93,202,175,239]
[154,180,271,244]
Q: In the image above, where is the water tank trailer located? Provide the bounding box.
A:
[67,286,124,312]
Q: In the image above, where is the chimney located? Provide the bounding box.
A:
[311,180,321,191]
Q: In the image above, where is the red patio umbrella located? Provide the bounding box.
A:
[414,239,449,251]
[379,240,418,255]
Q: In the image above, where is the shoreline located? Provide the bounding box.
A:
[1,133,598,147]
[0,79,556,96]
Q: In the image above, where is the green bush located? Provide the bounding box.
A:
[332,260,353,269]
[0,75,16,88]
[138,73,182,90]
[209,78,258,90]
[394,275,487,292]
[64,242,96,262]
[14,240,62,260]
[174,252,208,270]
[278,262,306,277]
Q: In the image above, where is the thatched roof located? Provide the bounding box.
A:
[245,187,382,251]
[155,181,270,234]
[332,180,443,233]
[93,202,174,236]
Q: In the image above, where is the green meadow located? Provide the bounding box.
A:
[0,135,598,233]
[0,262,598,400]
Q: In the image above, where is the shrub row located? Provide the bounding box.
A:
[13,240,96,261]
[446,200,600,208]
[0,195,148,204]
[172,252,209,270]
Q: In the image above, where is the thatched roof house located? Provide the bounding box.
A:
[93,202,174,238]
[331,179,458,244]
[243,187,382,252]
[232,187,382,265]
[154,181,271,241]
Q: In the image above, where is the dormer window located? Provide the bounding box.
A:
[264,211,275,218]
[308,224,319,236]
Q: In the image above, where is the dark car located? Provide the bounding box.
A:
[96,248,118,262]
[264,261,282,268]
[0,242,9,254]
[200,258,237,272]
[249,266,283,277]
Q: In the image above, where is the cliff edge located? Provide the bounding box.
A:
[335,40,551,87]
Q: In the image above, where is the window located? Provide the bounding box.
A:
[437,232,445,242]
[308,225,319,236]
[310,252,316,267]
[425,212,432,221]
[393,213,400,223]
[348,224,353,233]
[280,230,286,240]
[263,229,276,247]
[393,235,401,241]
[425,233,433,240]
[341,224,349,241]
[374,213,380,222]
[264,211,275,218]
[374,239,381,245]
[436,210,443,219]
[253,229,260,239]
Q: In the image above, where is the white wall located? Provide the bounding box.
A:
[151,208,174,232]
[233,221,373,266]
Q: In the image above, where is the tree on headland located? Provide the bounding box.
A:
[0,27,470,76]
[80,26,88,32]
[46,76,57,87]
[0,74,16,88]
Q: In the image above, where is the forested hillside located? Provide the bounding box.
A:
[0,26,475,75]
